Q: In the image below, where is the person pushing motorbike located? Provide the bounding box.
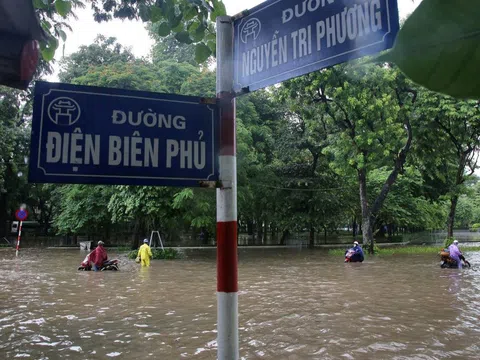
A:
[88,241,108,271]
[448,240,463,269]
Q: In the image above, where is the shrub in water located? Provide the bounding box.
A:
[469,223,480,232]
[128,248,180,260]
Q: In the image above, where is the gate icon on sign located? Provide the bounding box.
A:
[47,97,81,126]
[240,18,261,44]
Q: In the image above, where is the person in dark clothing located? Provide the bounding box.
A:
[345,241,364,262]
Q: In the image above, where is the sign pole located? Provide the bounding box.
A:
[16,221,23,257]
[216,15,239,360]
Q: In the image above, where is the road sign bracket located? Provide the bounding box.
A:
[234,86,250,97]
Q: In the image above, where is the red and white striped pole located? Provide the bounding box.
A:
[16,221,23,257]
[216,16,239,360]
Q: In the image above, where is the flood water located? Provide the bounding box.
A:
[1,248,480,359]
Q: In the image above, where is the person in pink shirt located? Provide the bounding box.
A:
[448,240,463,269]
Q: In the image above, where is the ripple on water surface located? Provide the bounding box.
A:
[0,248,480,359]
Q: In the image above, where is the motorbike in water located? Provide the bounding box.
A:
[78,252,119,271]
[439,250,471,269]
[345,248,364,263]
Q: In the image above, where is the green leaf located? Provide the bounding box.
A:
[207,40,216,52]
[55,0,72,17]
[42,37,60,52]
[58,29,67,42]
[172,21,184,33]
[33,0,48,9]
[150,6,164,22]
[41,20,52,31]
[210,0,227,21]
[168,12,183,29]
[157,22,171,36]
[41,46,56,61]
[195,42,211,63]
[138,3,151,22]
[184,6,198,21]
[188,20,200,32]
[206,33,216,41]
[375,0,480,99]
[206,40,216,57]
[192,23,206,42]
[175,31,193,44]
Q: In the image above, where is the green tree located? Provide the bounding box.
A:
[59,35,135,83]
[52,38,222,245]
[279,63,417,253]
[52,185,113,237]
[373,167,446,234]
[0,86,31,236]
[415,92,480,237]
[149,26,197,66]
[88,0,224,62]
[73,61,166,92]
[107,185,182,248]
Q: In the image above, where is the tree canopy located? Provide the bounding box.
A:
[2,2,480,250]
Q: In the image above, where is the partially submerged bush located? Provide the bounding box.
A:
[115,246,132,252]
[128,248,180,260]
[470,223,480,232]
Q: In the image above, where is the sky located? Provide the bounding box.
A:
[47,0,421,81]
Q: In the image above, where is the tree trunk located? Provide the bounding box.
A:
[352,217,357,237]
[387,223,393,239]
[309,225,315,249]
[256,221,263,245]
[104,223,110,242]
[130,219,141,249]
[279,230,289,245]
[446,151,468,239]
[247,221,253,235]
[271,224,277,244]
[447,195,458,238]
[263,222,268,245]
[358,116,412,254]
[0,192,7,238]
[358,168,374,253]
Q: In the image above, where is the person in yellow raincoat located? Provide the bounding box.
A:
[137,239,153,267]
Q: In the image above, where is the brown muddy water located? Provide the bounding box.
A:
[1,248,480,359]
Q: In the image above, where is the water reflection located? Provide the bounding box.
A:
[0,249,479,359]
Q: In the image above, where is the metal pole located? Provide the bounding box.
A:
[16,221,23,257]
[216,15,239,360]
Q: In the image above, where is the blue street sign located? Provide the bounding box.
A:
[29,81,219,187]
[233,0,399,92]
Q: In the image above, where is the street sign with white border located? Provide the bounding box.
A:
[29,81,219,187]
[233,0,399,92]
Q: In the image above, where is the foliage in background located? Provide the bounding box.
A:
[128,248,181,260]
[33,0,478,100]
[33,0,85,62]
[4,3,480,247]
[443,237,455,249]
